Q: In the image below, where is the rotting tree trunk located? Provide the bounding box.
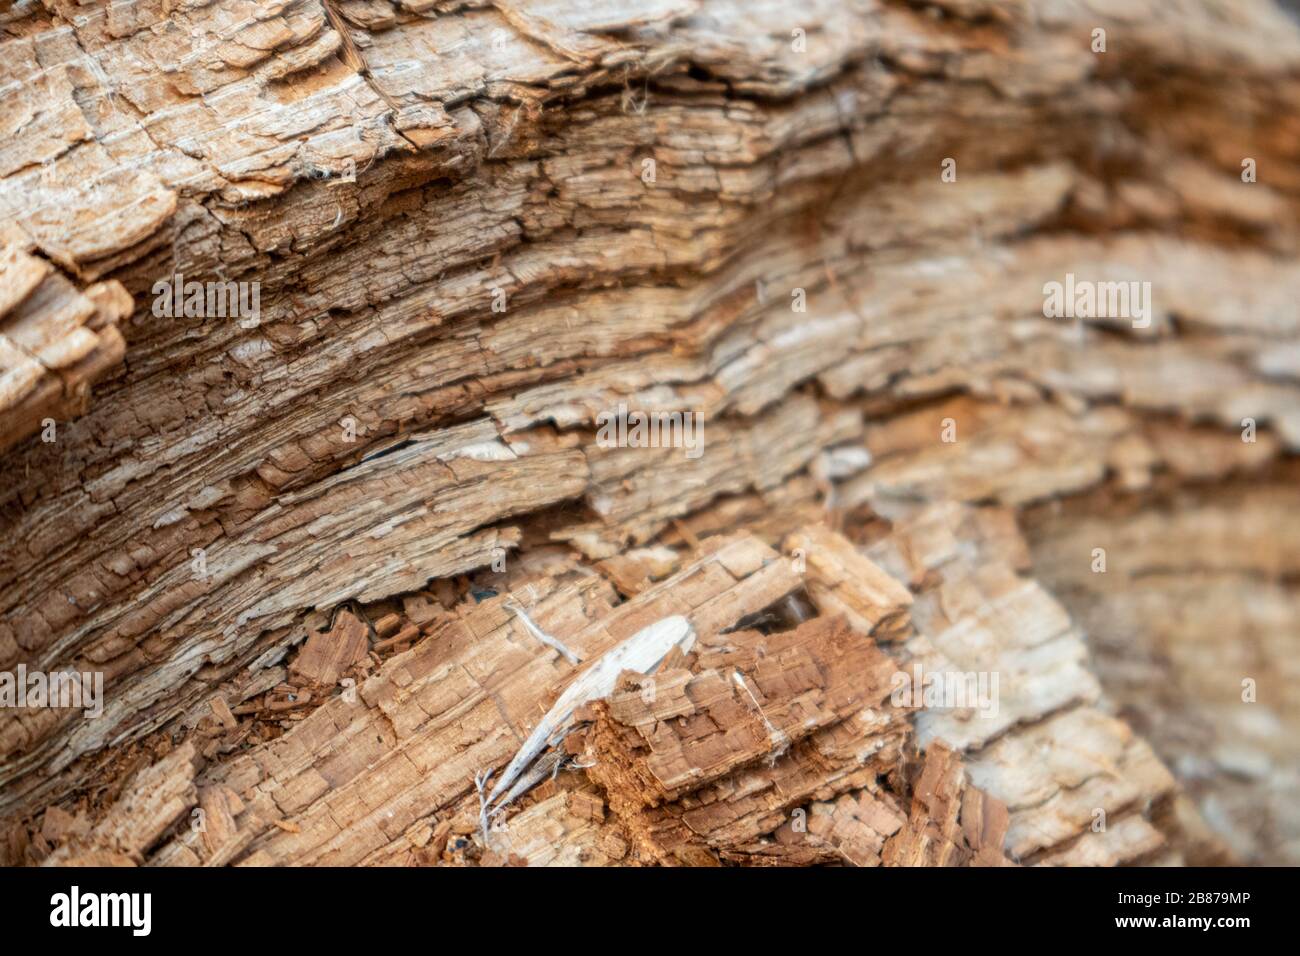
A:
[1,0,1298,866]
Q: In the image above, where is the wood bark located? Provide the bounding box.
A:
[1,0,1297,866]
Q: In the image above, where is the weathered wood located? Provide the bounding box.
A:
[2,0,1298,865]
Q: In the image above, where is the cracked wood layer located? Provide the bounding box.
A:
[39,533,806,865]
[571,613,913,864]
[19,512,1189,868]
[788,502,1186,865]
[0,244,129,454]
[1,0,1298,865]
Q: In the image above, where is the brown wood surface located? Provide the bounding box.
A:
[1,0,1297,866]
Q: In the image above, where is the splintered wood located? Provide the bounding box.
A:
[0,245,129,455]
[2,0,1298,866]
[17,517,1193,867]
[572,614,911,864]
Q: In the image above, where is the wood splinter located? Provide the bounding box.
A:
[478,615,696,840]
[505,599,582,665]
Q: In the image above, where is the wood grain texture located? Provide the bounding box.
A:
[2,0,1297,865]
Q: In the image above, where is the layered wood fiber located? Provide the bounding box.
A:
[1,0,1297,866]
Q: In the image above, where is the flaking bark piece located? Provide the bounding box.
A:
[288,609,371,687]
